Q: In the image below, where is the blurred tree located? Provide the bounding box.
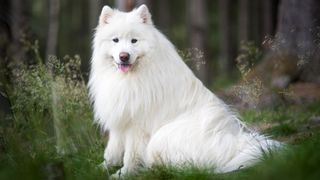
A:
[218,0,237,77]
[238,0,262,44]
[238,0,279,49]
[275,0,320,84]
[9,0,32,66]
[262,0,278,38]
[238,0,249,43]
[237,0,320,107]
[89,0,101,31]
[0,0,11,62]
[0,0,34,123]
[135,0,151,7]
[154,0,170,33]
[187,0,209,84]
[0,0,12,122]
[251,1,262,43]
[46,0,60,62]
[115,0,152,12]
[57,0,91,77]
[116,0,135,11]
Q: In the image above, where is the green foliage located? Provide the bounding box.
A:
[211,76,237,91]
[0,47,104,179]
[232,132,320,180]
[130,165,214,180]
[236,41,263,78]
[226,41,265,107]
[264,123,297,137]
[241,102,320,140]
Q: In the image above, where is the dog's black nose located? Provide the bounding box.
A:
[119,52,130,62]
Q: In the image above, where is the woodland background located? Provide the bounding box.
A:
[0,0,320,179]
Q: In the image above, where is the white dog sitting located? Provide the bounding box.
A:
[88,4,281,177]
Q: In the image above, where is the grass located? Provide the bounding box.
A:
[0,55,106,180]
[1,53,320,179]
[241,102,320,142]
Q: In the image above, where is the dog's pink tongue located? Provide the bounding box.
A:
[119,64,130,73]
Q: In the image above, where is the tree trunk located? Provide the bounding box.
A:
[232,0,320,107]
[0,0,11,61]
[276,0,320,83]
[89,0,102,30]
[156,0,170,33]
[218,0,236,76]
[262,0,277,37]
[187,0,209,84]
[0,0,12,123]
[135,0,151,7]
[10,0,31,66]
[238,0,250,43]
[116,0,135,11]
[238,0,264,44]
[46,0,60,62]
[251,1,262,43]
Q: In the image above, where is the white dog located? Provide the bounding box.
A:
[88,4,281,177]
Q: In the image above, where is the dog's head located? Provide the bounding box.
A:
[93,5,156,73]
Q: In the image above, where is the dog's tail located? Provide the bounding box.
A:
[217,132,283,173]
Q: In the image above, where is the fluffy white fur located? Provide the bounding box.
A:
[88,5,281,177]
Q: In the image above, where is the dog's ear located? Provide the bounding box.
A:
[136,4,152,25]
[99,6,113,25]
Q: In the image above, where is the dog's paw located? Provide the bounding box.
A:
[97,161,113,177]
[110,169,124,179]
[104,152,123,167]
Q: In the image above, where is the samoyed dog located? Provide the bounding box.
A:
[89,4,281,177]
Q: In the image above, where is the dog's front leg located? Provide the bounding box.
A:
[112,130,149,178]
[103,131,124,168]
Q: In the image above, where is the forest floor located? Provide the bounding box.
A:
[1,102,320,180]
[0,59,320,179]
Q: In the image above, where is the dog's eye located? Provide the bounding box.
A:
[112,38,119,43]
[131,39,138,44]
